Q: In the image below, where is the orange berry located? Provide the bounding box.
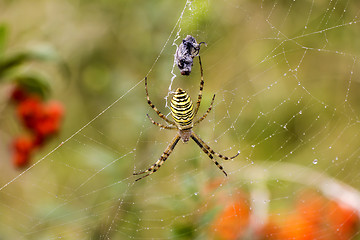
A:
[212,198,250,240]
[12,136,35,167]
[10,86,28,102]
[17,97,43,130]
[34,101,64,138]
[326,200,359,240]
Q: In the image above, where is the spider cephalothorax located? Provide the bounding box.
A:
[134,56,239,181]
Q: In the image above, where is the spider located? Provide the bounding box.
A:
[175,35,206,75]
[134,56,239,181]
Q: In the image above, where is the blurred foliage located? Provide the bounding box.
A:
[0,24,61,98]
[13,75,51,99]
[0,24,7,56]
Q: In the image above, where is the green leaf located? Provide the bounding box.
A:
[0,53,31,76]
[0,24,7,57]
[27,44,58,61]
[171,224,195,239]
[0,45,58,78]
[14,74,51,99]
[199,205,222,226]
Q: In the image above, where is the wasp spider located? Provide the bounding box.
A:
[134,57,239,181]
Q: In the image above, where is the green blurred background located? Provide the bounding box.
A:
[1,0,360,239]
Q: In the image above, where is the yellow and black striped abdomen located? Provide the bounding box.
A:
[170,88,194,129]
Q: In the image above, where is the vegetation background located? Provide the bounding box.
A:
[0,0,360,239]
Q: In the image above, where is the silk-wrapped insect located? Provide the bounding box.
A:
[175,35,206,75]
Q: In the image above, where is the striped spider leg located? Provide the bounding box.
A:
[134,59,239,181]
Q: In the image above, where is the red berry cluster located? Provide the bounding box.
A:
[11,86,64,168]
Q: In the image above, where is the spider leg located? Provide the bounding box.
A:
[198,41,207,47]
[191,132,228,176]
[145,77,176,126]
[191,132,239,160]
[193,56,204,116]
[194,94,215,126]
[146,114,176,130]
[134,134,181,181]
[192,42,207,57]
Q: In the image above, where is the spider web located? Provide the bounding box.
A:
[1,0,360,239]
